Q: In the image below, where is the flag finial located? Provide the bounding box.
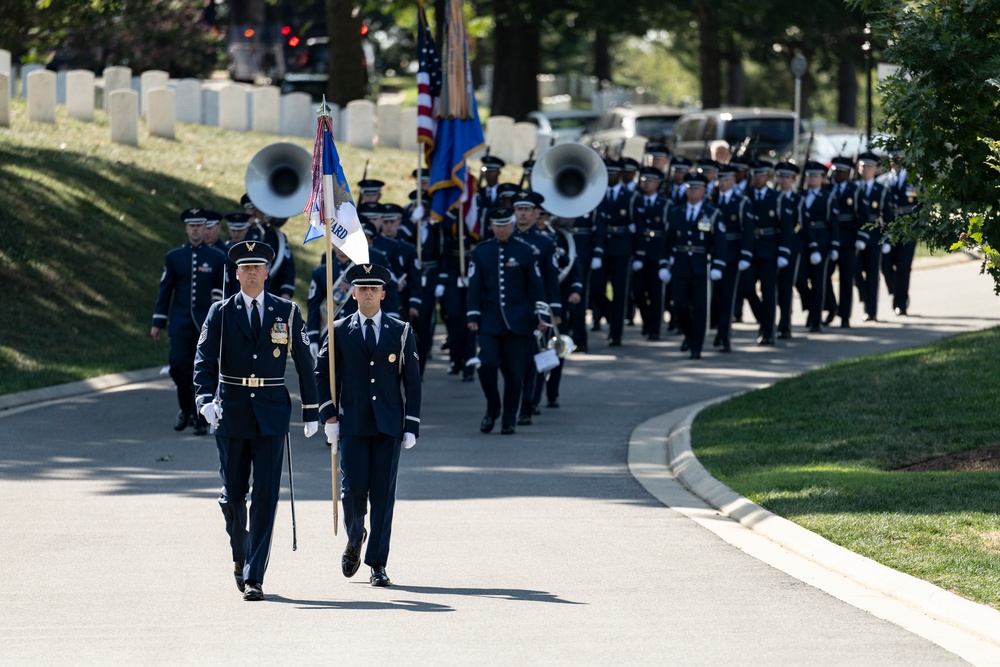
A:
[317,96,331,118]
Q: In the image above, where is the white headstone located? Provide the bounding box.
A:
[376,102,401,148]
[0,50,10,77]
[623,136,648,162]
[20,64,44,98]
[345,99,375,149]
[279,92,314,138]
[485,116,515,164]
[512,122,538,166]
[66,70,96,121]
[103,66,132,111]
[537,73,556,100]
[56,70,67,105]
[400,107,418,152]
[0,73,9,128]
[109,89,139,146]
[147,88,175,139]
[140,70,169,116]
[201,88,219,126]
[218,84,248,132]
[251,85,280,135]
[175,79,202,124]
[27,69,56,123]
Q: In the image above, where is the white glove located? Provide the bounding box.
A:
[411,204,425,222]
[627,223,636,233]
[325,422,340,453]
[403,432,416,449]
[632,259,643,272]
[309,342,319,360]
[737,260,751,272]
[881,242,892,254]
[199,401,222,425]
[658,268,671,283]
[590,257,602,270]
[710,268,723,281]
[777,256,789,269]
[303,421,319,438]
[810,251,822,265]
[830,249,839,262]
[855,239,867,251]
[434,284,445,298]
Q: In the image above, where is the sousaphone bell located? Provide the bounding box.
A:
[245,142,313,218]
[529,143,609,219]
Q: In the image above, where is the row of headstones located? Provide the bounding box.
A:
[0,52,640,164]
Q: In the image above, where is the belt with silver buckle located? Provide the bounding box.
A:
[220,374,284,388]
[607,226,630,233]
[673,245,707,254]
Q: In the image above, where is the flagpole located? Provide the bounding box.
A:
[319,98,339,537]
[416,157,424,265]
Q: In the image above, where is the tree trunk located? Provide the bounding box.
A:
[837,57,858,127]
[723,36,744,106]
[593,29,611,87]
[325,0,366,107]
[696,7,722,109]
[491,0,540,121]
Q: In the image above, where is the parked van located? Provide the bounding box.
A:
[669,108,802,162]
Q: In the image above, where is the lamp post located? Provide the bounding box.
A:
[862,23,873,144]
[790,54,808,164]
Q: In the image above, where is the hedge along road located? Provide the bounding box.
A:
[1,254,997,665]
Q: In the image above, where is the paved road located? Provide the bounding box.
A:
[2,256,997,665]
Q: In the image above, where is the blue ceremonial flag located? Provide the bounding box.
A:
[303,115,369,265]
[428,0,485,223]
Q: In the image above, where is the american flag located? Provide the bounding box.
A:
[416,2,441,167]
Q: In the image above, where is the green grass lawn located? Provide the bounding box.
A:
[0,98,521,395]
[692,327,1000,607]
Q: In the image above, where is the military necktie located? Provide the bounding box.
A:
[250,299,261,338]
[364,318,376,353]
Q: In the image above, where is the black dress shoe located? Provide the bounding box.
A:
[680,339,691,352]
[501,425,516,435]
[862,313,876,322]
[591,322,602,332]
[517,414,532,426]
[608,339,621,347]
[234,562,245,593]
[824,311,837,325]
[461,372,475,382]
[174,411,189,431]
[370,566,391,587]
[480,413,498,433]
[713,335,722,348]
[777,330,792,339]
[342,528,367,578]
[547,400,560,408]
[531,405,541,416]
[192,418,209,436]
[756,336,775,346]
[808,324,822,333]
[689,351,701,359]
[243,581,263,601]
[647,333,660,341]
[447,363,460,375]
[720,340,731,352]
[894,307,907,316]
[840,319,851,328]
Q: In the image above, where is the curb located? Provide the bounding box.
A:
[629,399,1000,667]
[0,367,165,413]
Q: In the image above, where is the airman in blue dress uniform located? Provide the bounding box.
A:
[801,160,840,332]
[630,166,672,340]
[881,148,919,316]
[827,156,861,327]
[745,160,792,345]
[592,159,635,346]
[774,161,805,339]
[193,240,319,601]
[711,165,753,352]
[665,173,727,359]
[467,207,548,435]
[151,208,227,434]
[853,152,895,321]
[316,263,422,588]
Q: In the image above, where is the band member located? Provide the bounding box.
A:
[592,159,635,346]
[745,160,792,345]
[853,152,895,322]
[630,166,672,340]
[801,161,840,332]
[711,166,752,351]
[827,156,861,327]
[882,148,919,315]
[193,240,319,601]
[316,262,421,588]
[774,161,804,339]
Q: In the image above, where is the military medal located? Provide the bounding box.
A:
[388,353,397,363]
[273,348,281,358]
[270,322,289,345]
[697,218,711,232]
[846,198,853,206]
[620,209,627,216]
[872,202,878,210]
[769,210,775,217]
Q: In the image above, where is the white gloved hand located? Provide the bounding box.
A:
[411,204,425,222]
[632,259,643,272]
[710,268,723,281]
[855,239,867,251]
[810,251,822,265]
[737,259,751,272]
[830,249,840,262]
[658,268,671,283]
[434,284,445,298]
[590,257,602,271]
[325,422,340,453]
[777,256,789,269]
[309,342,319,360]
[881,242,892,254]
[199,401,222,425]
[303,421,319,438]
[403,432,417,449]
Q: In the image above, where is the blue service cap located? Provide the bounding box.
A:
[228,240,274,266]
[487,207,516,225]
[181,207,213,225]
[346,263,391,286]
[224,212,251,230]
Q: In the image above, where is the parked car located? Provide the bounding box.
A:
[578,105,686,157]
[782,129,887,169]
[669,108,804,162]
[280,36,376,100]
[526,109,601,146]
